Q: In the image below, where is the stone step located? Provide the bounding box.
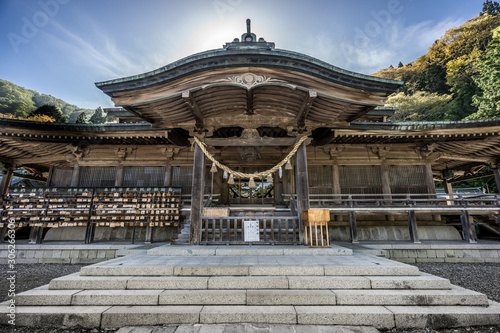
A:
[48,274,450,291]
[4,303,500,329]
[18,286,485,307]
[79,263,418,277]
[147,245,353,256]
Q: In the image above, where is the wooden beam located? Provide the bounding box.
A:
[205,137,296,147]
[15,154,69,166]
[448,171,494,183]
[165,130,190,147]
[12,172,46,182]
[182,91,204,129]
[296,90,317,128]
[0,168,14,195]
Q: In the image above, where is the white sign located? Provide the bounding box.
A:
[244,220,260,242]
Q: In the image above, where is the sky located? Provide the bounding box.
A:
[0,0,488,110]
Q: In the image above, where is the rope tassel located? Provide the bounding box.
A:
[249,177,256,189]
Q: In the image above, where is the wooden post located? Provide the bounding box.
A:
[295,140,309,244]
[493,168,500,194]
[70,164,80,187]
[461,210,477,243]
[348,211,358,243]
[380,163,392,200]
[424,163,440,221]
[190,143,205,245]
[407,210,420,243]
[164,165,172,187]
[29,227,44,244]
[444,179,454,205]
[274,171,283,205]
[332,164,341,201]
[332,164,343,222]
[144,225,152,244]
[0,168,14,196]
[115,165,124,187]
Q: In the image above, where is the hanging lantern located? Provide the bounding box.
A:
[249,177,256,189]
[267,172,273,183]
[210,163,218,173]
[285,158,293,170]
[228,174,235,185]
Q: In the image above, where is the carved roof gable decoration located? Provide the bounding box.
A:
[208,73,296,90]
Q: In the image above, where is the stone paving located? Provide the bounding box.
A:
[116,324,380,333]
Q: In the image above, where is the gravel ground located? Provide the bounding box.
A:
[1,262,500,333]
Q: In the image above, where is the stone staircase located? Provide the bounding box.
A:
[172,220,190,245]
[3,245,500,330]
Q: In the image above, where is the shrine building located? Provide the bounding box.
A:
[1,21,499,245]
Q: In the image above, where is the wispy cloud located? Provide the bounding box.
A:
[337,17,463,74]
[43,18,170,80]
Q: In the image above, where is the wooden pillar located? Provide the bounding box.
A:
[332,164,341,199]
[164,165,172,187]
[70,164,80,187]
[29,227,44,244]
[380,163,392,200]
[493,168,500,193]
[424,163,440,221]
[461,210,477,243]
[348,211,358,243]
[190,143,205,245]
[295,140,309,244]
[332,164,342,221]
[221,173,229,205]
[282,168,292,196]
[407,210,420,243]
[0,168,14,196]
[115,165,124,187]
[144,225,153,244]
[424,163,436,194]
[274,171,283,205]
[444,179,454,205]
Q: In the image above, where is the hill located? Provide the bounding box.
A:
[373,13,500,122]
[0,79,94,123]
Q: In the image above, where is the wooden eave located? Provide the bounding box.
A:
[96,49,402,130]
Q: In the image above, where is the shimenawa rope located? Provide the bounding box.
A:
[193,136,308,179]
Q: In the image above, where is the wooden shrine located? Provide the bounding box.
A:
[0,20,499,245]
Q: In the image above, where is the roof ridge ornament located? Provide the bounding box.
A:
[223,19,275,51]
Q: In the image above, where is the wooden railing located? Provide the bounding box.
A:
[306,193,500,212]
[284,193,500,244]
[201,216,300,245]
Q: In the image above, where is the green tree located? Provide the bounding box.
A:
[468,27,500,119]
[481,0,500,15]
[386,91,452,122]
[29,104,67,123]
[89,107,107,124]
[75,112,88,124]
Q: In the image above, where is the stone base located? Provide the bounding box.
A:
[44,226,176,242]
[331,226,462,242]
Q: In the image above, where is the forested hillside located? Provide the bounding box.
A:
[0,79,94,123]
[373,11,500,122]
